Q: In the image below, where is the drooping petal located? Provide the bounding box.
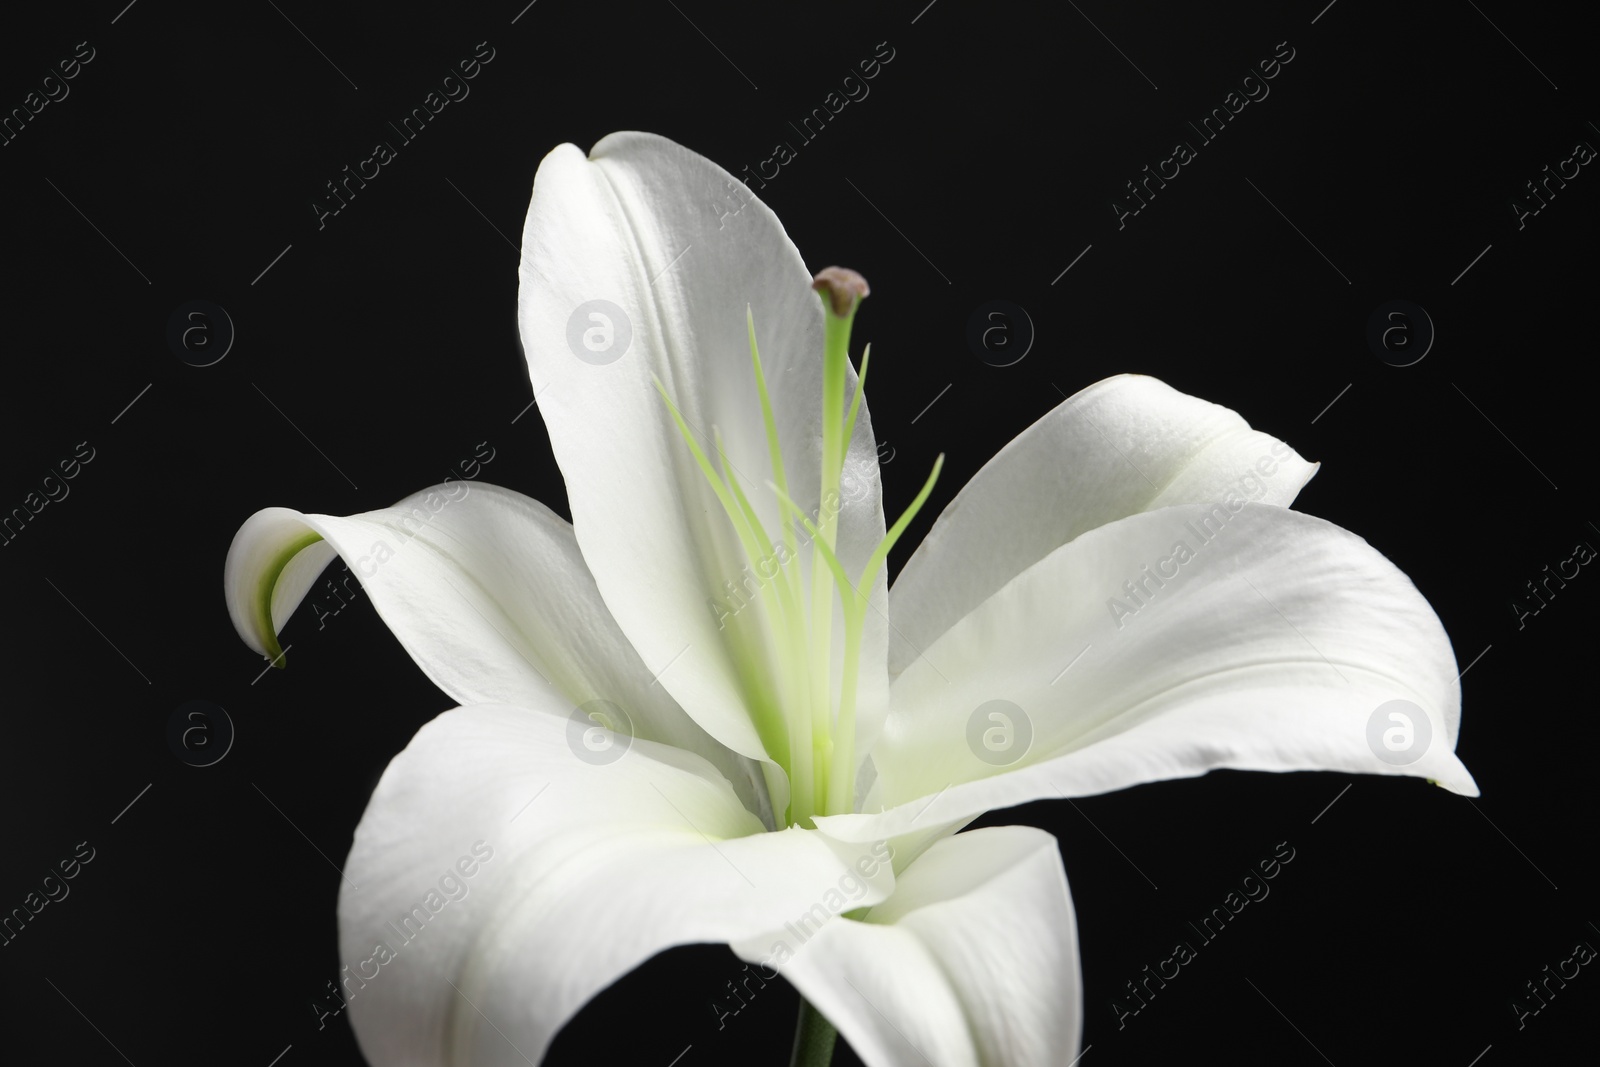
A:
[887,374,1317,675]
[820,503,1477,844]
[224,481,766,817]
[730,826,1079,1067]
[338,704,895,1067]
[516,131,888,767]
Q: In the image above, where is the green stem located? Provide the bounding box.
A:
[789,997,838,1067]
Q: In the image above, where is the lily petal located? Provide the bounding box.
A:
[224,482,765,817]
[339,704,894,1067]
[888,374,1317,675]
[731,826,1079,1067]
[516,131,889,767]
[821,503,1477,844]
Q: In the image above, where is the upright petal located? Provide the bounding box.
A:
[224,481,765,816]
[338,704,895,1067]
[516,131,888,767]
[888,375,1316,675]
[731,827,1079,1067]
[821,503,1477,844]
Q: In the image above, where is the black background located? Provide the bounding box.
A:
[1,1,1594,1064]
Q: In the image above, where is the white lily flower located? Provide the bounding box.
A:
[224,131,1477,1067]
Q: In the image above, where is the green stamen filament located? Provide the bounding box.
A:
[653,378,793,772]
[842,342,870,450]
[748,308,806,619]
[744,310,818,818]
[656,289,938,826]
[769,454,943,815]
[714,426,817,822]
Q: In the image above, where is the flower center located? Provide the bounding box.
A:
[655,268,941,828]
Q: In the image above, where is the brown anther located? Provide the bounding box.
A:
[811,266,870,318]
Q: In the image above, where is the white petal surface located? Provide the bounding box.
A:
[339,704,896,1067]
[821,503,1477,844]
[731,826,1079,1067]
[888,374,1317,675]
[224,482,764,815]
[517,131,889,768]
